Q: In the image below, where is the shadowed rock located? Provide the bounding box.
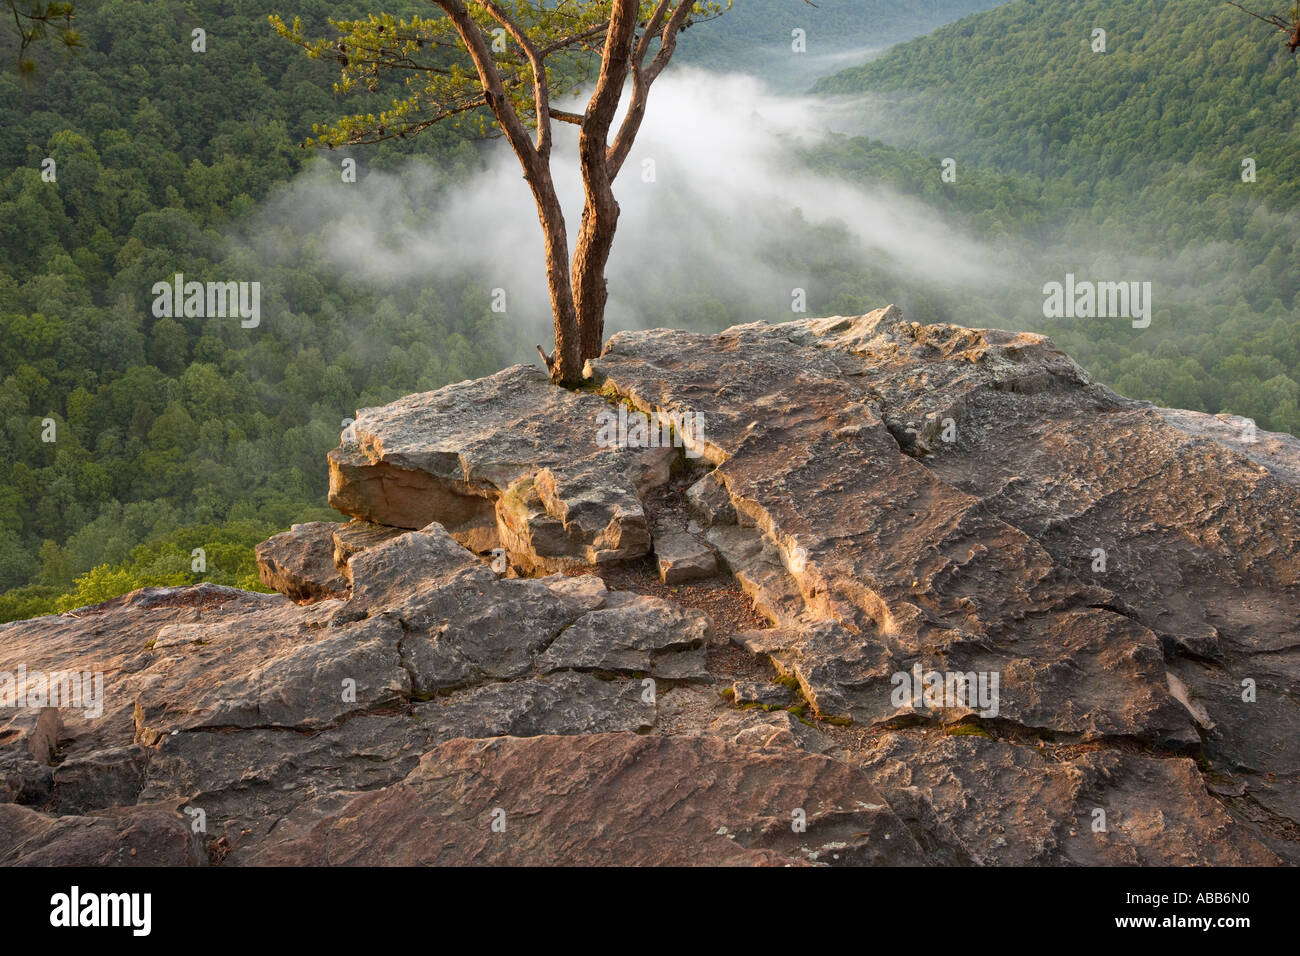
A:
[255,522,349,602]
[241,733,975,866]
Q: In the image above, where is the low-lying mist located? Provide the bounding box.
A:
[241,66,1259,371]
[245,69,1019,363]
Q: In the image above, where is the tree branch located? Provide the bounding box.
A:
[535,344,555,372]
[1225,0,1289,29]
[336,95,488,145]
[1225,1,1300,52]
[608,0,697,179]
[540,20,611,56]
[645,0,699,82]
[473,0,554,155]
[432,0,541,173]
[634,0,673,68]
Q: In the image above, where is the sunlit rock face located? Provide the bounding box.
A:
[327,364,670,573]
[3,306,1297,866]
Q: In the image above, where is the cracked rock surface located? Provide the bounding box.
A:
[3,307,1297,866]
[327,365,672,571]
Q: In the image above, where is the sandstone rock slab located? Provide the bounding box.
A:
[255,522,349,602]
[242,733,975,866]
[328,365,675,570]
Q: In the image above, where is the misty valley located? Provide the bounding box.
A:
[2,1,1296,621]
[0,0,1297,900]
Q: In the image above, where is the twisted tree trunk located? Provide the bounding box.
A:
[572,0,638,364]
[438,0,699,386]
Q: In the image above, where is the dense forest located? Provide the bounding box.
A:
[0,0,502,619]
[672,0,1006,86]
[813,0,1300,432]
[1,0,1297,621]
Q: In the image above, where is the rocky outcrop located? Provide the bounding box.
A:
[0,802,206,866]
[326,365,674,571]
[3,306,1297,866]
[255,522,349,602]
[242,734,973,866]
[0,527,736,864]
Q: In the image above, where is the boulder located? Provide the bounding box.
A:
[654,529,718,583]
[327,365,674,570]
[255,522,348,602]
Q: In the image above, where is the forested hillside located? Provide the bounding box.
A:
[673,0,1007,86]
[812,0,1300,431]
[0,0,500,619]
[2,0,1297,621]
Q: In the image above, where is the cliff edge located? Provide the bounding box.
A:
[3,306,1297,866]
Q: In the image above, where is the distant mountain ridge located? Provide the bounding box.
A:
[814,0,1300,190]
[801,0,1300,442]
[674,0,1010,87]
